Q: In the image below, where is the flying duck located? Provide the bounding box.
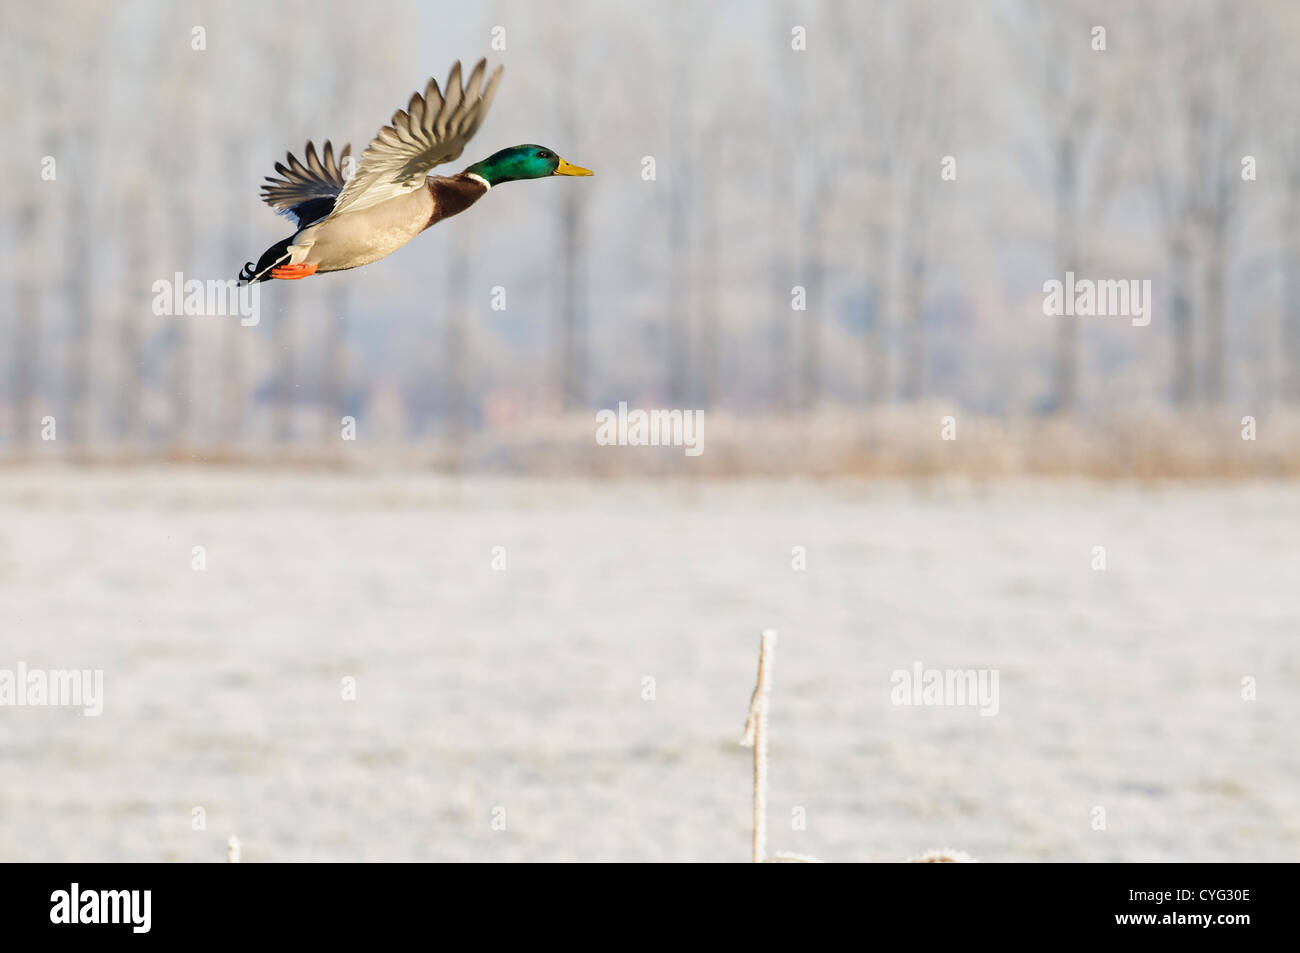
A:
[238,59,592,284]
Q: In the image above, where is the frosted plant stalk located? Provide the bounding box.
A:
[739,630,967,864]
[741,629,777,863]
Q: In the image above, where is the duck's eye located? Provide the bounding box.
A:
[538,150,553,159]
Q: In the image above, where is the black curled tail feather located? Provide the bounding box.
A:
[238,236,295,285]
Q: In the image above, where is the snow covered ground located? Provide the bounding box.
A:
[0,469,1296,861]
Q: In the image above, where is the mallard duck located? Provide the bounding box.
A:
[238,59,591,284]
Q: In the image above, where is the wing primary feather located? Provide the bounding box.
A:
[425,76,443,111]
[433,62,460,139]
[477,65,503,123]
[465,58,486,99]
[259,137,353,224]
[442,60,463,116]
[325,60,504,218]
[305,142,326,179]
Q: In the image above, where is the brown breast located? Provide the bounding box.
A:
[424,174,490,230]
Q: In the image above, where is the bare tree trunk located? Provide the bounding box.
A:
[1169,236,1195,406]
[63,30,105,450]
[119,189,147,444]
[899,165,929,403]
[696,161,720,410]
[866,219,890,405]
[1053,304,1078,414]
[1285,186,1300,404]
[1203,217,1228,406]
[1053,136,1079,414]
[769,154,791,412]
[445,242,469,468]
[665,15,693,407]
[168,105,194,445]
[667,165,690,405]
[798,210,823,412]
[65,177,93,447]
[165,26,197,451]
[12,200,40,445]
[169,235,193,447]
[900,245,927,402]
[793,42,822,415]
[558,187,585,409]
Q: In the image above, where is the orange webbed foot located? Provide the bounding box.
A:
[270,263,318,280]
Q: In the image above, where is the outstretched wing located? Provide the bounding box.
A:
[327,59,503,219]
[261,140,352,227]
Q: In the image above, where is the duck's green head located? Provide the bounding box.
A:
[465,145,593,186]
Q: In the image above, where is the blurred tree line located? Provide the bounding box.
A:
[2,0,1299,457]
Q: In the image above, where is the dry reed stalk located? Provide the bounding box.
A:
[740,629,776,862]
[741,630,821,863]
[740,630,972,863]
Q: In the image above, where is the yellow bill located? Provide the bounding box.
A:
[553,157,594,176]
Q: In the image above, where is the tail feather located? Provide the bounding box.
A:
[238,236,295,285]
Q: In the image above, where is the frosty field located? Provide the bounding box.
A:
[0,469,1296,862]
